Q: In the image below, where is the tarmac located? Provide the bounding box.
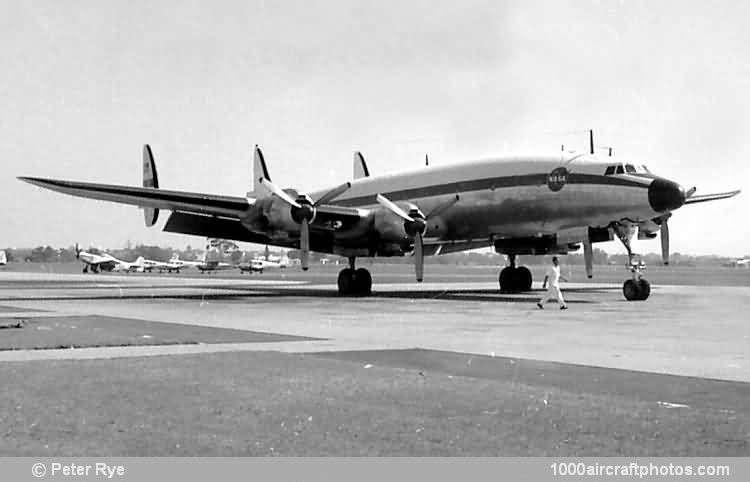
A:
[0,269,748,381]
[0,267,749,455]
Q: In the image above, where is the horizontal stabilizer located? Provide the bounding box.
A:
[684,189,740,205]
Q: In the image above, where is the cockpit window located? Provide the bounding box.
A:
[604,166,616,175]
[625,164,636,173]
[615,165,624,174]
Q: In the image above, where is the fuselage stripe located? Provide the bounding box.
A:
[334,173,648,207]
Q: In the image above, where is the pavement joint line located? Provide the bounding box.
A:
[0,311,68,317]
[0,340,400,363]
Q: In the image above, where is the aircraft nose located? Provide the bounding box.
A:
[648,178,686,212]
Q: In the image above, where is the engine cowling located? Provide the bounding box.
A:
[373,203,420,245]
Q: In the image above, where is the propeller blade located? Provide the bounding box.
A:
[376,194,414,222]
[300,219,310,271]
[258,178,301,208]
[685,186,697,198]
[75,243,80,259]
[583,238,593,279]
[661,221,670,265]
[414,232,424,282]
[313,182,351,207]
[426,194,460,218]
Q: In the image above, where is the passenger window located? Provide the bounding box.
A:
[604,166,615,175]
[625,164,636,173]
[616,165,624,174]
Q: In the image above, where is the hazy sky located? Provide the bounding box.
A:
[2,0,748,256]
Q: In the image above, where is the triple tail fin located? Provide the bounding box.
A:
[253,145,272,197]
[142,144,159,226]
[353,151,370,179]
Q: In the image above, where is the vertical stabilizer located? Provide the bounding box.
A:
[253,145,271,196]
[353,151,370,179]
[142,144,160,227]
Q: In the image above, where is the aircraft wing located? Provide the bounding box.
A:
[684,189,741,205]
[18,177,365,224]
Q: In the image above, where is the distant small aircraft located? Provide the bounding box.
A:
[196,259,235,274]
[195,243,236,274]
[160,253,202,273]
[141,258,170,273]
[238,246,292,273]
[0,250,7,266]
[74,244,144,273]
[723,258,750,268]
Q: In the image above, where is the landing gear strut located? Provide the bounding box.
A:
[614,223,651,301]
[498,254,532,292]
[337,257,372,296]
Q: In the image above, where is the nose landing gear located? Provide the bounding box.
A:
[623,259,651,301]
[614,223,651,301]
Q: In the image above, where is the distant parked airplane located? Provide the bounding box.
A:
[238,246,292,273]
[0,250,6,266]
[74,244,144,273]
[141,258,170,273]
[160,253,202,273]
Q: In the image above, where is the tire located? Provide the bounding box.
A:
[637,279,651,300]
[515,266,533,291]
[499,267,515,292]
[623,279,640,300]
[337,268,354,295]
[354,268,372,296]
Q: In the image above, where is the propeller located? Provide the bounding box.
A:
[376,193,459,282]
[257,179,351,271]
[75,243,81,259]
[660,219,670,265]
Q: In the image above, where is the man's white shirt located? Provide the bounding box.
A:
[546,265,561,287]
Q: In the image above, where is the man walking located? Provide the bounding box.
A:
[537,256,568,310]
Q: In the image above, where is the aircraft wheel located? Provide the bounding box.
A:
[499,267,515,292]
[637,279,651,300]
[82,267,88,273]
[337,268,354,295]
[623,279,641,301]
[515,266,533,291]
[354,268,372,296]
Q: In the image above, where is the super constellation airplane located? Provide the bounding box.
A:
[19,139,739,298]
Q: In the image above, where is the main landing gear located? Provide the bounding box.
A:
[614,223,651,301]
[498,254,532,292]
[337,257,372,296]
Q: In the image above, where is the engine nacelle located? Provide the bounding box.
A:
[372,204,416,244]
[242,195,299,233]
